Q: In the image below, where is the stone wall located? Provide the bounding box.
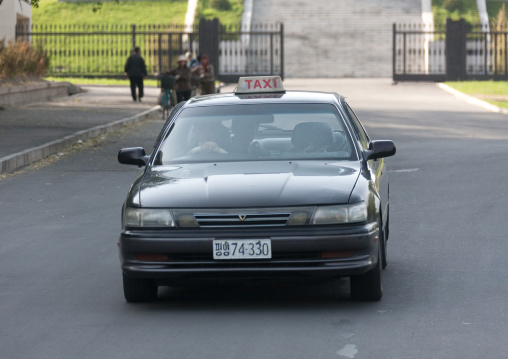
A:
[251,0,422,77]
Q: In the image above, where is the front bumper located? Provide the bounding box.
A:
[119,223,380,282]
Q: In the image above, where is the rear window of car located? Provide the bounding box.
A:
[155,103,357,164]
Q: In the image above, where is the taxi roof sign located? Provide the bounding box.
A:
[235,76,285,94]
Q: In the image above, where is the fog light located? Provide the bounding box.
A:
[321,251,354,259]
[134,254,168,261]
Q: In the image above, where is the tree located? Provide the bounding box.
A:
[0,0,117,12]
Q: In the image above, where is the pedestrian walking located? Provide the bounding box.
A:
[192,54,216,95]
[124,47,147,102]
[168,55,192,103]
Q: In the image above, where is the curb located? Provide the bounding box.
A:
[0,81,70,107]
[437,83,508,115]
[0,105,161,175]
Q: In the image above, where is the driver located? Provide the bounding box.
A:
[187,121,230,154]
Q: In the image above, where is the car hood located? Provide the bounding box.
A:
[138,161,360,208]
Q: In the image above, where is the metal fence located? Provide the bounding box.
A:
[393,20,508,81]
[219,24,283,78]
[15,21,284,82]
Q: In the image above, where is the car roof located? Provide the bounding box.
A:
[183,90,345,108]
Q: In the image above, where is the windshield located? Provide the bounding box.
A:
[155,103,356,164]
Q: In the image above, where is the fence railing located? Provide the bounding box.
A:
[393,23,446,81]
[15,22,284,82]
[394,20,508,81]
[219,24,283,77]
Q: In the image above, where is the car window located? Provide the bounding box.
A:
[344,103,370,150]
[156,103,358,164]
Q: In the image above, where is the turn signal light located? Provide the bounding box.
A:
[134,254,168,261]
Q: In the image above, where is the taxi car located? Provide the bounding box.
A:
[117,76,396,302]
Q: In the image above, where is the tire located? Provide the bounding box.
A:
[380,234,388,270]
[350,247,383,301]
[380,215,388,270]
[385,209,390,241]
[123,273,158,303]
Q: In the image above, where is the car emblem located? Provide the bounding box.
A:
[238,215,247,221]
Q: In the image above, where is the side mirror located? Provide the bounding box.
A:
[118,147,149,166]
[364,140,396,161]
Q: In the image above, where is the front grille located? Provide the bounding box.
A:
[194,213,291,228]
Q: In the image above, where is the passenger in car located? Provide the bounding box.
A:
[290,122,334,153]
[327,131,350,154]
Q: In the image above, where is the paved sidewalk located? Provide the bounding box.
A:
[0,85,162,174]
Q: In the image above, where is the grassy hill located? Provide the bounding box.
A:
[32,0,243,27]
[33,0,189,25]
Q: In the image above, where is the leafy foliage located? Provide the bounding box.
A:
[486,1,508,22]
[492,4,507,73]
[211,0,231,11]
[442,0,465,13]
[196,0,243,27]
[432,0,479,25]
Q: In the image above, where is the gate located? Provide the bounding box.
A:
[15,20,284,82]
[393,19,508,81]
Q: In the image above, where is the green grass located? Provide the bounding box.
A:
[33,0,189,25]
[44,76,159,87]
[484,100,508,109]
[445,81,508,109]
[445,81,508,95]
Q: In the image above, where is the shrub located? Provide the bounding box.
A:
[492,4,507,72]
[443,0,465,13]
[0,41,49,79]
[210,0,231,11]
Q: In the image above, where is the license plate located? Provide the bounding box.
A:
[213,239,272,260]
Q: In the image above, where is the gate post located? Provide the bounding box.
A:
[131,24,137,49]
[446,19,467,81]
[199,18,220,75]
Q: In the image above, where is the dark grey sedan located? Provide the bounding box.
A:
[118,76,395,302]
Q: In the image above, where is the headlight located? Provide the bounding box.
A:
[311,202,367,225]
[125,208,175,227]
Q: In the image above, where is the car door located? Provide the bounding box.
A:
[343,102,389,224]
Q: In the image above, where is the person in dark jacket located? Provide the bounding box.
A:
[191,54,215,95]
[168,55,192,103]
[124,47,147,102]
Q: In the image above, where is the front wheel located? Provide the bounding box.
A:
[350,248,383,301]
[380,215,388,269]
[123,273,158,303]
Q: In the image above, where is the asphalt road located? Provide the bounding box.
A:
[1,80,508,359]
